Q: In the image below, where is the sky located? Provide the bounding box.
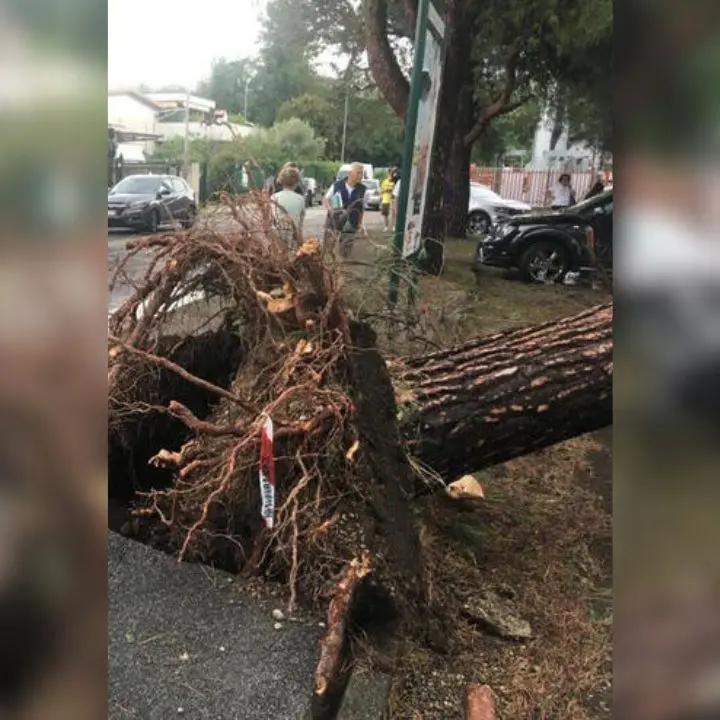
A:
[108,0,265,90]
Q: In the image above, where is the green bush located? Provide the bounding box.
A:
[207,147,247,197]
[300,160,339,188]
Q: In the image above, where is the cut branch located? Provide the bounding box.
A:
[364,0,410,119]
[314,552,371,697]
[393,303,613,482]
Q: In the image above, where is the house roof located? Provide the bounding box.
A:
[108,89,163,111]
[145,92,216,113]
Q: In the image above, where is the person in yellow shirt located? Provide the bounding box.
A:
[380,170,395,231]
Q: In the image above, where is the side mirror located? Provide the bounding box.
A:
[157,187,171,198]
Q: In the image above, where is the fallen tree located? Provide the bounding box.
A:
[108,195,612,713]
[392,302,612,484]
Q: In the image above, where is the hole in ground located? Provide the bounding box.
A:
[108,328,244,568]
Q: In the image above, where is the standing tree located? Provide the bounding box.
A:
[244,118,326,168]
[364,0,612,250]
[196,58,255,116]
[277,88,405,164]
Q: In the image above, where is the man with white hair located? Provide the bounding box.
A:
[323,162,367,258]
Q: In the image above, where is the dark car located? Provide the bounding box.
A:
[474,189,613,283]
[108,174,197,233]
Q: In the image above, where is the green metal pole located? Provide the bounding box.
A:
[388,0,430,307]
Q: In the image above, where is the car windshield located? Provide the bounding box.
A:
[110,176,163,194]
[365,180,379,189]
[470,183,502,201]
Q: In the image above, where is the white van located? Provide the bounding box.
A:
[337,163,374,182]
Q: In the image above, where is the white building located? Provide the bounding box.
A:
[107,90,255,161]
[145,92,255,142]
[527,107,607,172]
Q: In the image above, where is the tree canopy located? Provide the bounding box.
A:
[196,59,254,117]
[244,118,326,168]
[191,2,406,167]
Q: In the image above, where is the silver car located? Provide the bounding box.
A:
[467,183,532,235]
[363,179,382,210]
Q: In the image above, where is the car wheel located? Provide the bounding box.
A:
[468,211,491,236]
[518,241,568,284]
[146,209,160,234]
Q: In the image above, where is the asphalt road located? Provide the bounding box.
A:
[108,205,386,315]
[108,532,321,719]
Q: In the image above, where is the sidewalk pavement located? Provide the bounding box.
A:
[108,532,321,719]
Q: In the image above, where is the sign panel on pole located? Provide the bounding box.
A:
[401,4,445,259]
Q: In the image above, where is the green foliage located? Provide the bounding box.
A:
[342,93,404,167]
[300,161,339,188]
[149,123,335,190]
[472,100,541,165]
[244,118,326,168]
[250,54,322,127]
[277,94,337,147]
[196,58,253,116]
[535,0,613,150]
[207,146,246,196]
[278,89,404,165]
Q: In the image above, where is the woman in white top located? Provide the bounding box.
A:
[550,173,576,210]
[271,165,306,249]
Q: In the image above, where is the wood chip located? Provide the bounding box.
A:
[446,475,485,501]
[345,439,360,462]
[465,684,497,720]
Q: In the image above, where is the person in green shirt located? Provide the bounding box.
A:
[271,165,306,251]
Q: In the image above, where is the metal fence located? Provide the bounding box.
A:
[470,166,612,207]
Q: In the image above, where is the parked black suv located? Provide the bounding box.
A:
[474,189,613,283]
[108,174,197,233]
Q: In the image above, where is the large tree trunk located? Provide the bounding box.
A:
[364,0,410,119]
[442,133,472,238]
[421,0,475,274]
[392,303,613,481]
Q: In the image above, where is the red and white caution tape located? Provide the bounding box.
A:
[258,416,276,529]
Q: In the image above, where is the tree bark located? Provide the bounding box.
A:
[113,304,612,500]
[364,0,410,120]
[391,303,613,481]
[421,0,474,258]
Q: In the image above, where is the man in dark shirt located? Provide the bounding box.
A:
[322,162,367,258]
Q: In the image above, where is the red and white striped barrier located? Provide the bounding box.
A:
[259,416,276,529]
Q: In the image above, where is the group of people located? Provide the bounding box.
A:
[268,161,403,258]
[549,170,612,210]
